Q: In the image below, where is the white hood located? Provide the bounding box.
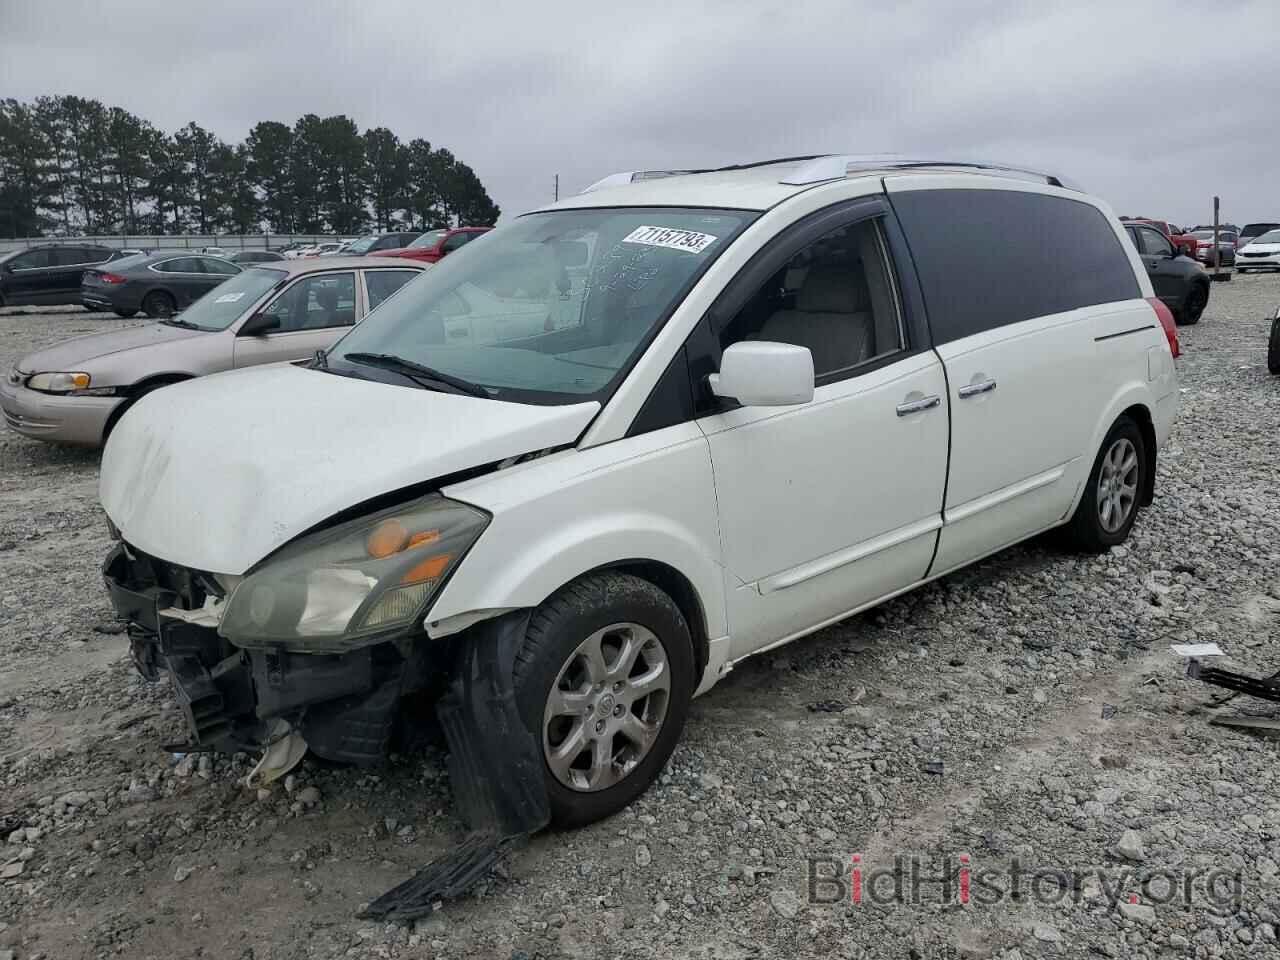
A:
[100,364,598,573]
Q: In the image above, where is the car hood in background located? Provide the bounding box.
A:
[16,322,206,372]
[1241,242,1280,254]
[99,364,599,574]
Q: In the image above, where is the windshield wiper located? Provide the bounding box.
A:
[160,317,200,330]
[342,352,490,399]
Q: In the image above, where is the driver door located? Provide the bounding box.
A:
[233,271,359,368]
[697,201,948,658]
[1132,226,1182,309]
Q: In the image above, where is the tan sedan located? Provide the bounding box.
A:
[1,257,428,447]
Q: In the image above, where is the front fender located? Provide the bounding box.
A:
[426,423,727,644]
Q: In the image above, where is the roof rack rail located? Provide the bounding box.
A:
[579,156,827,194]
[580,169,712,193]
[778,154,1084,192]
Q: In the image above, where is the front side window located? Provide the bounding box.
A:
[329,207,755,404]
[718,218,905,379]
[264,273,357,331]
[365,269,421,310]
[1138,227,1173,257]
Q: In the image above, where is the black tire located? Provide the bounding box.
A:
[512,572,695,828]
[1062,416,1146,553]
[1177,282,1207,326]
[1267,318,1280,375]
[141,291,176,319]
[113,309,137,318]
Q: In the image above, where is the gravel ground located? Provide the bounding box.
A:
[1,276,1279,960]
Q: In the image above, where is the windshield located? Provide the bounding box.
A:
[344,236,382,254]
[173,268,286,330]
[1254,230,1280,244]
[329,207,754,404]
[408,230,448,250]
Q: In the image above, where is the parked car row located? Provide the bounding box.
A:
[0,227,494,310]
[2,257,429,445]
[56,156,1181,834]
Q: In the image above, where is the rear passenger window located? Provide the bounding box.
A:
[892,189,1141,345]
[156,258,198,273]
[718,218,904,380]
[365,270,419,310]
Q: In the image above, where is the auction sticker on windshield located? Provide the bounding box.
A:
[623,225,718,254]
[215,292,246,303]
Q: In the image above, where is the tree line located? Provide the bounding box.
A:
[0,96,500,238]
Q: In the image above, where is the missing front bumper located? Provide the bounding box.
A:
[103,543,439,763]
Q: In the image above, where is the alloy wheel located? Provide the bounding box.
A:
[1097,437,1139,533]
[542,622,671,792]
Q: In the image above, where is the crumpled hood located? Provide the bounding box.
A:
[17,322,205,373]
[100,364,598,574]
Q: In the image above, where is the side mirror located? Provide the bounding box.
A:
[708,341,814,407]
[238,312,281,337]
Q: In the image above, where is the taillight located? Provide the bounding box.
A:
[1146,296,1179,358]
[98,272,126,284]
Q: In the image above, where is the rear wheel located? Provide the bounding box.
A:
[1267,318,1280,375]
[1062,416,1146,553]
[1177,282,1207,326]
[512,573,695,828]
[141,291,175,319]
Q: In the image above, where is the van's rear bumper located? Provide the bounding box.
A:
[102,543,445,762]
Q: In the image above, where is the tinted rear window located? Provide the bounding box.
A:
[891,188,1140,345]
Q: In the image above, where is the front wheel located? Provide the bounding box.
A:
[513,573,695,828]
[1062,416,1146,553]
[1267,318,1280,375]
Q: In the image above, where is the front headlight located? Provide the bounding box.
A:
[219,494,489,652]
[27,371,91,392]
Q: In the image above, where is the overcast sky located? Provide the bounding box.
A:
[2,0,1275,228]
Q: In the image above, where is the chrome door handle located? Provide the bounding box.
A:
[896,395,941,416]
[958,379,997,399]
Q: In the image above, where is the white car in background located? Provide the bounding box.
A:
[1236,229,1280,273]
[98,155,1178,839]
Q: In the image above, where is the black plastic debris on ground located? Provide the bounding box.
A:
[359,613,550,922]
[807,699,849,713]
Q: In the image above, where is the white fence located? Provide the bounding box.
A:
[0,234,351,255]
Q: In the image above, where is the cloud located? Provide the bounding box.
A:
[1,0,1275,226]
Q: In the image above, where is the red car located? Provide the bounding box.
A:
[373,226,492,264]
[1122,218,1197,258]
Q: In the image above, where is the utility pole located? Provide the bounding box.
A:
[554,174,559,203]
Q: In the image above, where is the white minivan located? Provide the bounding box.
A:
[100,156,1179,838]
